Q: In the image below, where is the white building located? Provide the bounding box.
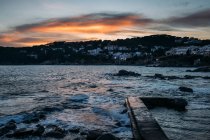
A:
[88,48,103,56]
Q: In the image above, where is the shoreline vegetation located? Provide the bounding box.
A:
[0,34,210,66]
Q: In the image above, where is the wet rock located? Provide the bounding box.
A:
[96,134,118,140]
[186,67,210,72]
[0,120,16,136]
[69,94,89,102]
[12,128,34,138]
[86,130,104,140]
[107,88,114,92]
[115,121,122,127]
[179,86,193,93]
[68,127,80,133]
[32,124,45,136]
[89,84,97,88]
[42,106,64,112]
[114,70,141,77]
[154,74,165,79]
[4,120,17,130]
[141,97,188,111]
[23,112,46,124]
[120,109,127,114]
[0,127,9,136]
[184,75,197,79]
[44,125,66,138]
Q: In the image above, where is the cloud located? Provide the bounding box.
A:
[14,13,153,33]
[165,8,210,27]
[0,13,153,47]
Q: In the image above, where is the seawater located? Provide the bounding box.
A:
[0,66,209,140]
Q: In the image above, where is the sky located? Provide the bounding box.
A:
[0,0,210,47]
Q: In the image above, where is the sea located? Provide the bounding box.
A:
[0,66,209,140]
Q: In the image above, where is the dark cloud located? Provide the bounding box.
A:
[166,8,210,27]
[14,13,153,32]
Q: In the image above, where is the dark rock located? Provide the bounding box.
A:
[120,109,127,114]
[42,106,63,112]
[184,75,196,79]
[12,128,34,138]
[0,120,16,136]
[69,94,89,102]
[62,102,86,109]
[186,67,210,72]
[5,120,16,130]
[115,122,122,127]
[141,97,188,111]
[0,127,9,136]
[179,86,193,93]
[114,70,141,77]
[32,124,45,136]
[167,76,180,80]
[96,134,118,140]
[154,74,165,79]
[86,130,104,140]
[23,112,46,124]
[68,127,80,133]
[89,85,97,88]
[44,125,66,138]
[107,88,114,92]
[203,76,210,79]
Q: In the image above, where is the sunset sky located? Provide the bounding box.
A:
[0,0,210,47]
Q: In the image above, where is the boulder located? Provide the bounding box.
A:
[12,128,34,138]
[68,127,80,133]
[86,130,104,140]
[44,125,66,138]
[32,124,45,136]
[179,86,193,93]
[186,67,210,72]
[114,70,141,77]
[23,112,46,124]
[96,134,118,140]
[154,74,165,79]
[0,120,16,136]
[140,97,188,111]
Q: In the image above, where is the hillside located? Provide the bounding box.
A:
[0,34,210,66]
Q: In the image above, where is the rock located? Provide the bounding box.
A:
[4,120,17,130]
[68,127,80,133]
[44,125,66,138]
[86,130,104,140]
[42,106,63,112]
[0,120,16,136]
[179,86,193,93]
[69,94,89,102]
[107,88,114,92]
[12,128,34,138]
[96,134,118,140]
[141,97,188,111]
[0,127,9,136]
[114,70,141,77]
[154,74,165,79]
[184,75,196,79]
[120,109,127,114]
[186,67,210,72]
[32,124,45,136]
[89,85,97,88]
[23,112,46,124]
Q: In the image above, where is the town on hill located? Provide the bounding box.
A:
[0,34,210,66]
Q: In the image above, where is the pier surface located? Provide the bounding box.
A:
[126,97,169,140]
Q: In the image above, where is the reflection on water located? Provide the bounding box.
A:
[0,65,210,140]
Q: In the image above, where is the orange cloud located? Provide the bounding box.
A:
[0,13,153,47]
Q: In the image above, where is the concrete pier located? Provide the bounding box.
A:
[126,97,169,140]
